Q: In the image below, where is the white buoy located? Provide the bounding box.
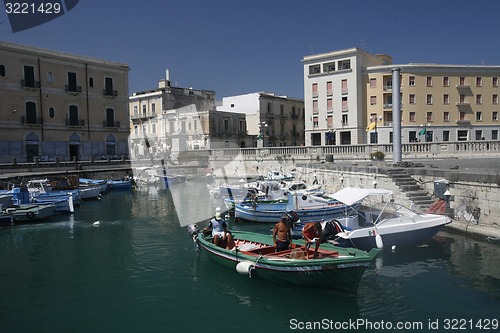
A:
[93,221,101,227]
[375,234,384,249]
[236,261,254,276]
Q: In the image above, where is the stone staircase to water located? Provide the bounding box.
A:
[386,168,435,211]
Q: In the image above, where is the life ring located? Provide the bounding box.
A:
[26,211,35,219]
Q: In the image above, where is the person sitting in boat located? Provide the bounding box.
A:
[204,211,234,249]
[302,222,322,259]
[273,214,293,252]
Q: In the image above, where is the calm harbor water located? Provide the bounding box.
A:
[0,185,499,333]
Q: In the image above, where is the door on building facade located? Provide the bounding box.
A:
[69,133,80,160]
[25,132,39,162]
[106,134,116,156]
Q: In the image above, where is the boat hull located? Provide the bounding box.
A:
[197,230,378,294]
[337,223,448,251]
[235,202,346,223]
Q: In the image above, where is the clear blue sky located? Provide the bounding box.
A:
[2,0,500,100]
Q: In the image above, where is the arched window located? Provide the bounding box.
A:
[0,64,5,77]
[89,77,94,87]
[48,107,55,119]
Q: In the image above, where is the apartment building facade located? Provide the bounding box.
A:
[303,48,500,146]
[366,64,500,144]
[217,92,305,147]
[129,78,249,159]
[0,41,130,163]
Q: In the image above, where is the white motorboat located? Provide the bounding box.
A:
[328,187,452,251]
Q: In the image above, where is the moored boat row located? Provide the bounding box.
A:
[0,176,134,225]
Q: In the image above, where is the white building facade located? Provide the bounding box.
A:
[218,92,305,147]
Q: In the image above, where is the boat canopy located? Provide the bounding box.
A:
[330,187,393,206]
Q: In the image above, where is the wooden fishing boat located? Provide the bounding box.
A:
[192,228,379,294]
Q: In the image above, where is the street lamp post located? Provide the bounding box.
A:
[258,121,268,148]
[369,115,383,143]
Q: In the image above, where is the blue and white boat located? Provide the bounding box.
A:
[107,179,133,190]
[235,191,350,223]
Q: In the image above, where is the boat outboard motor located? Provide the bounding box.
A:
[286,211,300,225]
[187,224,200,250]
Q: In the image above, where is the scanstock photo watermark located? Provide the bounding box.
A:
[2,0,79,32]
[289,318,499,331]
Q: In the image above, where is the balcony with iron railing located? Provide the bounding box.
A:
[103,89,118,97]
[65,119,85,127]
[66,85,82,93]
[21,80,40,89]
[21,116,43,125]
[103,121,121,128]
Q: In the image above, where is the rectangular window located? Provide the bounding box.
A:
[313,116,318,128]
[444,111,450,122]
[493,111,498,121]
[493,94,498,104]
[459,111,466,120]
[267,102,272,113]
[409,94,415,104]
[312,83,318,97]
[327,98,333,111]
[327,115,333,128]
[459,77,466,86]
[324,62,335,72]
[426,76,432,87]
[370,96,377,105]
[312,100,319,114]
[457,130,468,141]
[493,77,498,87]
[152,103,156,114]
[341,79,348,94]
[142,104,146,117]
[476,130,483,140]
[309,65,321,74]
[409,76,415,86]
[476,111,482,122]
[341,114,348,126]
[426,94,433,104]
[341,97,348,111]
[409,112,416,122]
[476,94,482,104]
[67,72,77,92]
[493,130,498,140]
[326,81,333,95]
[476,77,482,87]
[443,76,449,86]
[459,94,466,104]
[426,111,433,122]
[443,130,450,142]
[443,94,449,105]
[370,78,377,88]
